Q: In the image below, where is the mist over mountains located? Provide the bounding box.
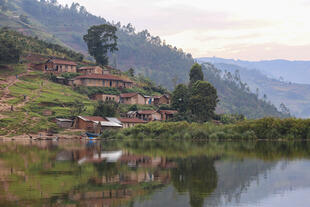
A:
[197,57,310,85]
[197,57,310,118]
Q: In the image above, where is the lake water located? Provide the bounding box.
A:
[0,139,310,207]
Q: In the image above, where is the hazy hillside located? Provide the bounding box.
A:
[0,0,286,119]
[197,57,310,118]
[202,63,286,119]
[197,57,310,85]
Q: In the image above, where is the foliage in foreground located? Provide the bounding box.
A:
[102,118,310,140]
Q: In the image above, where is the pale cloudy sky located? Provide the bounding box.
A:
[58,0,310,60]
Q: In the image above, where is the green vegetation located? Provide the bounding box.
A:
[171,64,218,122]
[84,24,118,66]
[102,118,310,140]
[0,0,287,119]
[0,33,21,64]
[93,100,118,117]
[189,63,204,87]
[0,73,95,136]
[202,63,287,119]
[0,28,83,62]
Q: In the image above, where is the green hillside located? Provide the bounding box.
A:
[202,63,287,119]
[0,0,286,119]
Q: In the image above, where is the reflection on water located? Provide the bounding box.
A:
[0,140,310,207]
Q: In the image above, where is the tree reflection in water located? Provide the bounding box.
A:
[1,140,310,207]
[171,157,217,207]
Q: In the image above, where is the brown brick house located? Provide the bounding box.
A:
[72,74,133,88]
[34,58,77,73]
[153,94,171,105]
[93,94,120,102]
[74,116,106,131]
[120,93,146,105]
[74,116,122,132]
[159,110,178,121]
[136,110,162,122]
[78,66,103,75]
[118,118,147,128]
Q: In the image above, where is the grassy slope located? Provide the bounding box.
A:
[0,70,95,136]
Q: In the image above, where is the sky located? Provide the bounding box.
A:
[57,0,310,60]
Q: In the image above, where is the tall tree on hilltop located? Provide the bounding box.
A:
[189,81,218,122]
[83,24,118,66]
[189,63,204,86]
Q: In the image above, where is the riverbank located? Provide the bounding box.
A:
[101,117,310,140]
[0,129,85,141]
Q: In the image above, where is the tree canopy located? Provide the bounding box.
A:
[190,81,218,122]
[0,37,21,64]
[189,63,204,86]
[83,24,118,66]
[171,84,190,113]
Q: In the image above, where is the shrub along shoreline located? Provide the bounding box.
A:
[101,118,310,140]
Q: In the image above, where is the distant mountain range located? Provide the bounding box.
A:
[197,57,310,118]
[197,57,310,85]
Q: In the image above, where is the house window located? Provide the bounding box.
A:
[45,65,48,70]
[103,80,105,86]
[110,81,112,87]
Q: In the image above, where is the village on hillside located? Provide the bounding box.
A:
[26,54,178,136]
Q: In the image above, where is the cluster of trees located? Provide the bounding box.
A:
[0,33,21,64]
[0,28,84,62]
[171,63,218,122]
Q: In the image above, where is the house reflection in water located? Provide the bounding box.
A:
[52,143,176,207]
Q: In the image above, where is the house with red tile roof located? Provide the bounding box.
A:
[153,94,171,105]
[77,66,103,75]
[159,110,178,121]
[136,110,162,122]
[72,74,133,89]
[33,58,77,73]
[120,93,146,105]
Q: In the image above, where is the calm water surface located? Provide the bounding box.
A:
[0,139,310,207]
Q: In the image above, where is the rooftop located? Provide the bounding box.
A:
[78,116,107,122]
[120,93,139,98]
[79,66,102,70]
[74,74,133,83]
[50,59,78,66]
[119,118,148,123]
[159,110,178,115]
[137,110,158,115]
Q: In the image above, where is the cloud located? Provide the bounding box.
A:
[201,43,310,60]
[57,0,310,60]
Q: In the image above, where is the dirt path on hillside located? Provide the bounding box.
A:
[0,67,32,112]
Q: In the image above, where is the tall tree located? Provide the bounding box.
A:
[171,84,189,113]
[189,81,218,122]
[189,63,204,86]
[83,24,118,66]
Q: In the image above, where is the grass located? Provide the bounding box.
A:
[0,73,96,136]
[102,117,310,140]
